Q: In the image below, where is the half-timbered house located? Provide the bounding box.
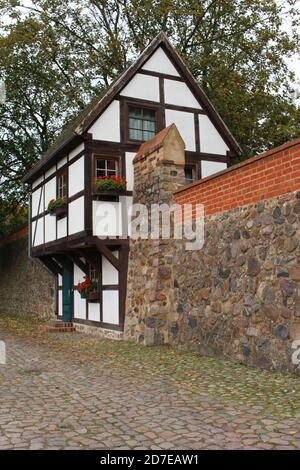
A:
[23,32,241,334]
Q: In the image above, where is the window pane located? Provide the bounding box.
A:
[143,109,156,120]
[107,160,116,170]
[184,167,194,183]
[129,128,143,140]
[143,120,155,132]
[129,118,142,130]
[129,107,142,118]
[142,130,155,140]
[96,160,105,169]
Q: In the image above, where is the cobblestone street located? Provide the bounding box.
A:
[0,315,300,450]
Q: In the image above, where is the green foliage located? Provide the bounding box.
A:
[47,197,66,213]
[96,175,127,191]
[0,0,300,223]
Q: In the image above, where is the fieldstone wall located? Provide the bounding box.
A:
[171,191,300,373]
[125,127,300,373]
[124,125,185,345]
[0,235,55,319]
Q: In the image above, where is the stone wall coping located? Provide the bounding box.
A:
[175,137,300,195]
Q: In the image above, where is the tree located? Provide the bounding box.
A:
[0,0,300,236]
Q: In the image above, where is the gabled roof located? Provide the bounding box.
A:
[23,31,241,184]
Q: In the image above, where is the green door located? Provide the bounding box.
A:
[62,269,73,322]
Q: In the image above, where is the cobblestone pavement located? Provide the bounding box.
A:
[0,316,300,450]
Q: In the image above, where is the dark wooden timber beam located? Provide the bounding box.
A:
[52,254,73,273]
[39,256,63,276]
[78,250,99,269]
[67,253,89,275]
[93,239,121,271]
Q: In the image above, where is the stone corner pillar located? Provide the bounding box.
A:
[124,124,185,346]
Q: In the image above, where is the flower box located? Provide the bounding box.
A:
[87,291,99,302]
[48,198,67,217]
[77,276,98,301]
[51,205,67,217]
[95,175,127,192]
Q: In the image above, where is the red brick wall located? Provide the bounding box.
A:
[0,225,28,247]
[175,138,300,217]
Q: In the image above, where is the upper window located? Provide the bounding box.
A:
[96,158,118,179]
[128,106,156,142]
[57,172,68,199]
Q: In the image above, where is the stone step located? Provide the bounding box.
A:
[40,320,76,333]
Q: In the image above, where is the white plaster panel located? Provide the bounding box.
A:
[164,80,201,109]
[125,152,135,191]
[31,187,43,217]
[57,216,67,239]
[93,201,123,237]
[31,221,35,245]
[89,100,120,142]
[68,156,84,197]
[44,177,56,211]
[73,291,86,319]
[69,143,84,161]
[201,161,227,179]
[44,214,56,243]
[58,290,63,317]
[102,290,119,325]
[57,156,67,169]
[68,196,84,235]
[102,252,119,285]
[73,263,85,285]
[142,47,180,77]
[33,217,44,246]
[32,175,44,189]
[199,115,229,155]
[58,274,62,287]
[88,303,100,322]
[120,73,159,102]
[165,109,195,151]
[45,166,56,179]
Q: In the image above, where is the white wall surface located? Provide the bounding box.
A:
[125,152,135,191]
[69,143,84,161]
[31,187,43,217]
[120,73,159,102]
[199,115,229,155]
[88,303,100,322]
[73,263,87,319]
[68,156,84,197]
[45,166,56,179]
[68,196,84,235]
[32,175,44,189]
[73,291,86,319]
[93,201,123,237]
[44,177,56,211]
[102,290,119,324]
[57,216,67,239]
[165,109,195,151]
[142,47,180,77]
[57,156,67,169]
[102,253,119,285]
[33,217,44,246]
[89,100,120,142]
[201,160,227,179]
[58,274,62,287]
[164,80,201,109]
[44,214,56,243]
[58,290,63,317]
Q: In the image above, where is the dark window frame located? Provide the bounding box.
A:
[56,168,68,200]
[92,154,122,184]
[124,101,160,144]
